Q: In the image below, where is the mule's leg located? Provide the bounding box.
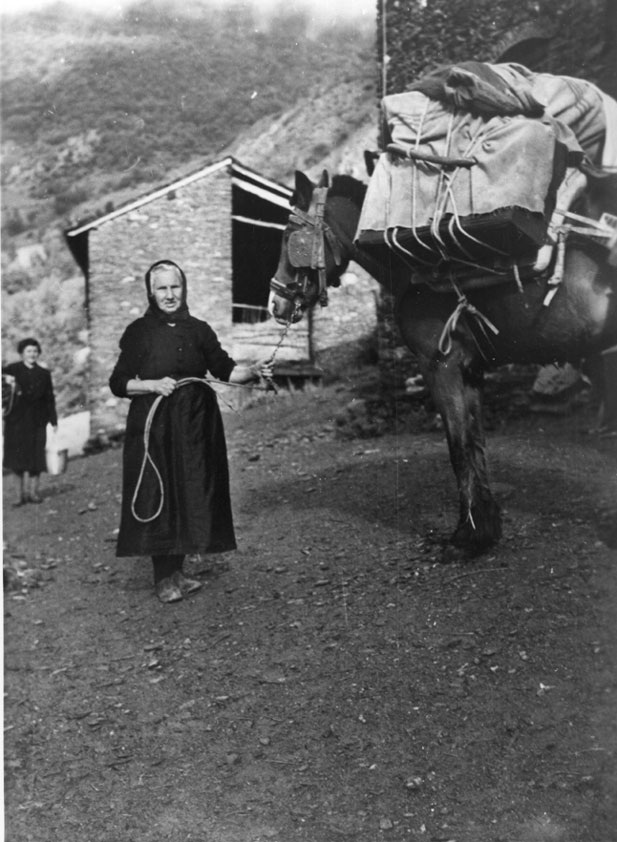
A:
[398,291,502,554]
[421,350,502,555]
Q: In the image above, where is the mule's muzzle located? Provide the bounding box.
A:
[268,280,303,324]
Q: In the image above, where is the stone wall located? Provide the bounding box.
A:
[312,263,380,373]
[88,167,235,432]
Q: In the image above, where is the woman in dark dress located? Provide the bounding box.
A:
[3,337,58,505]
[109,259,270,604]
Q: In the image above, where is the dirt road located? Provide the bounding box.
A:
[4,374,617,842]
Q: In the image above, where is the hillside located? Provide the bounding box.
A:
[1,1,376,236]
[0,1,378,415]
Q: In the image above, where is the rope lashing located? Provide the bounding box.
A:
[543,229,568,307]
[386,123,510,273]
[438,295,499,357]
[541,209,616,307]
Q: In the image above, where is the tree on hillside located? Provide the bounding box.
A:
[377,0,612,96]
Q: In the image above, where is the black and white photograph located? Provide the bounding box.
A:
[2,0,617,839]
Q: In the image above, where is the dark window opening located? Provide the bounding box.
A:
[231,178,290,325]
[231,219,283,323]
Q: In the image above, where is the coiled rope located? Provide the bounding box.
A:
[131,323,292,523]
[131,377,211,523]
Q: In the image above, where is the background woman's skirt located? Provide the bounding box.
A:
[3,422,47,474]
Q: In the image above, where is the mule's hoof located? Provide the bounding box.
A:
[450,503,501,556]
[449,525,499,557]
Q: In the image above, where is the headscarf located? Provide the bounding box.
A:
[144,259,190,323]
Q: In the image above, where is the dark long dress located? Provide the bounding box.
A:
[3,362,57,475]
[109,311,237,557]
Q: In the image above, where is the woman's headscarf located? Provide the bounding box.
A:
[144,259,190,323]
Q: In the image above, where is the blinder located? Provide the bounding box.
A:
[288,229,315,269]
[274,186,343,307]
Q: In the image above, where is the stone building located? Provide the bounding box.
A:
[65,156,379,432]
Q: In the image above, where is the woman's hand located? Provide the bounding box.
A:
[3,374,16,386]
[126,377,177,396]
[229,360,275,384]
[258,361,274,381]
[152,377,177,397]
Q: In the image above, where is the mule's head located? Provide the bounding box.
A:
[269,170,348,324]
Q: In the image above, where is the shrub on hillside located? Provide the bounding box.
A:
[53,187,89,216]
[1,267,40,295]
[2,210,28,237]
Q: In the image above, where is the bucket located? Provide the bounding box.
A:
[46,447,68,476]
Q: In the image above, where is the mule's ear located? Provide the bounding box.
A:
[292,171,315,211]
[318,169,330,188]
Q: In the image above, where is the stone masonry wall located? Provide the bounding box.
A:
[88,167,233,432]
[311,263,380,373]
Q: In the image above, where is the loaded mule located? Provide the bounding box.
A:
[269,67,617,555]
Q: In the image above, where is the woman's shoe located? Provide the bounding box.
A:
[173,571,203,595]
[155,577,183,603]
[12,495,27,508]
[28,494,43,504]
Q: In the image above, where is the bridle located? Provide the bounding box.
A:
[270,186,343,309]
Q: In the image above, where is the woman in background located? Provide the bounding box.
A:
[3,337,58,505]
